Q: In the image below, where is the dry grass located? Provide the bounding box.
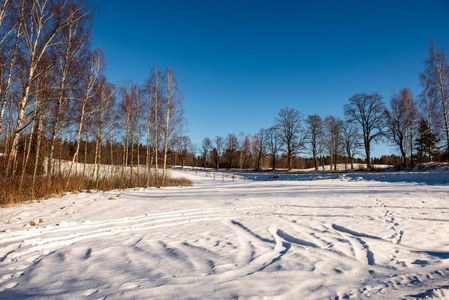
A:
[0,168,192,207]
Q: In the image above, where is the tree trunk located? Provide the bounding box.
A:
[19,122,35,192]
[6,64,36,176]
[67,104,86,184]
[58,127,64,176]
[48,83,66,176]
[365,144,371,169]
[83,131,88,176]
[32,112,44,197]
[0,22,20,138]
[146,110,151,186]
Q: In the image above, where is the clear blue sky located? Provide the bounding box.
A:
[91,0,449,157]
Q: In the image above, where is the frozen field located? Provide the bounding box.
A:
[1,169,449,299]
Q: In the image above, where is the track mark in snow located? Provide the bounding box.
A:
[331,224,382,240]
[331,224,377,266]
[421,251,449,259]
[356,237,375,266]
[0,205,264,268]
[241,227,287,275]
[231,220,275,244]
[276,229,319,248]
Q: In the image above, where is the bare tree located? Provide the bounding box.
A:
[344,93,387,169]
[324,115,343,171]
[386,88,418,166]
[419,74,440,137]
[306,114,323,170]
[120,83,131,183]
[31,57,53,195]
[213,136,223,170]
[162,67,184,184]
[341,120,361,169]
[0,0,12,42]
[144,66,163,185]
[201,137,212,169]
[239,133,251,169]
[0,0,22,139]
[48,1,93,176]
[265,126,281,171]
[225,133,238,169]
[275,107,306,170]
[177,135,192,168]
[67,47,103,182]
[423,40,449,150]
[91,76,115,184]
[7,0,87,176]
[253,129,266,170]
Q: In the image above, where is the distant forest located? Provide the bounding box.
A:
[0,0,448,205]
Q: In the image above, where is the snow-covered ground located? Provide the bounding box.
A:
[1,169,449,299]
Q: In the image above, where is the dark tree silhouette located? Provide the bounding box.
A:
[344,93,387,169]
[275,107,306,170]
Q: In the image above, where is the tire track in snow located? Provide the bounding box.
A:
[0,205,267,290]
[0,205,260,244]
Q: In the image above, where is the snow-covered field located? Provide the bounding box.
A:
[1,169,449,299]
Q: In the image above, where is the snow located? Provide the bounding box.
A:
[1,169,449,299]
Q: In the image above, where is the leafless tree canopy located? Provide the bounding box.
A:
[344,93,387,168]
[385,88,418,166]
[275,107,306,170]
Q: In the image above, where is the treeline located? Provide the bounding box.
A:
[0,0,189,205]
[1,1,448,205]
[197,40,448,171]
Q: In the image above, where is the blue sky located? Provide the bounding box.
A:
[91,0,449,157]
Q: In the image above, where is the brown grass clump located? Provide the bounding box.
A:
[0,166,192,207]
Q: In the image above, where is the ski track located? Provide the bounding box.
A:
[1,169,449,299]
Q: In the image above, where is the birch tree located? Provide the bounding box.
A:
[31,58,53,195]
[0,0,22,139]
[147,67,162,184]
[423,40,449,150]
[48,1,93,176]
[7,0,86,176]
[161,67,183,184]
[91,75,115,184]
[66,47,103,182]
